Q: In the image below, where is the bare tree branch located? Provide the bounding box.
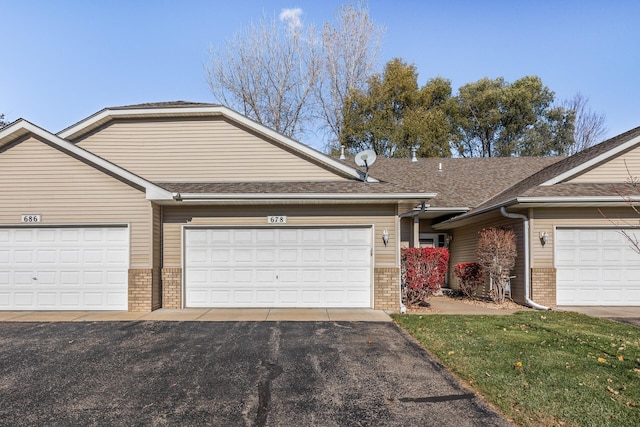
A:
[318,1,384,149]
[563,92,607,154]
[206,14,321,139]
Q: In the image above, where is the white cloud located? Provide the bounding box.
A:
[279,8,303,31]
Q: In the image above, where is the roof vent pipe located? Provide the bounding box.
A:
[500,207,549,310]
[438,162,442,172]
[411,147,417,162]
[339,145,346,160]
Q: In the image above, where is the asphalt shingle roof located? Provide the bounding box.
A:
[158,181,425,195]
[471,125,640,212]
[345,157,563,207]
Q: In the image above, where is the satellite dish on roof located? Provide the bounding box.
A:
[354,149,377,168]
[354,149,377,181]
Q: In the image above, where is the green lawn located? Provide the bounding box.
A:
[392,311,640,427]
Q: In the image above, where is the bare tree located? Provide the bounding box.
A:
[206,3,383,147]
[206,11,321,139]
[0,113,6,128]
[318,1,384,149]
[564,92,607,154]
[476,228,517,304]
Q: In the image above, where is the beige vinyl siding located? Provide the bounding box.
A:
[447,212,525,302]
[400,217,412,248]
[0,137,152,268]
[75,118,348,182]
[531,206,640,268]
[162,204,397,268]
[569,145,640,183]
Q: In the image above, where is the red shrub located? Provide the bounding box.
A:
[401,247,449,306]
[453,262,483,298]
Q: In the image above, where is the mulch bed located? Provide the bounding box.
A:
[406,295,530,314]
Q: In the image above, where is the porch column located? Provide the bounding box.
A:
[413,216,420,248]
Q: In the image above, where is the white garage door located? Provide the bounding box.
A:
[556,228,640,305]
[0,226,129,310]
[185,227,372,308]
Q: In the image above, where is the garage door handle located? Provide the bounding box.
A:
[32,277,38,280]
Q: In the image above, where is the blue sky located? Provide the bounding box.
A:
[2,0,638,151]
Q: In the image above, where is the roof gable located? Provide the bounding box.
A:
[0,120,173,200]
[59,103,376,183]
[540,125,640,185]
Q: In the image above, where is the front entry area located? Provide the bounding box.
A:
[555,228,640,306]
[0,226,129,310]
[184,226,373,308]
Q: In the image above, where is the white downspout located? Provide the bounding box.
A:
[500,207,549,310]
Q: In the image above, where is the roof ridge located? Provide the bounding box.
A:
[110,101,220,109]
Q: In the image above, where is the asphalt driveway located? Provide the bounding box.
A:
[0,321,511,426]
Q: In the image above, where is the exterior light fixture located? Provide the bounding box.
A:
[539,231,549,246]
[382,229,390,246]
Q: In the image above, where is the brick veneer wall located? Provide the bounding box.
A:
[374,267,400,311]
[128,269,153,312]
[531,267,556,307]
[152,267,162,310]
[162,268,182,309]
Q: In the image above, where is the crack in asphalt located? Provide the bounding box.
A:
[399,393,476,403]
[254,361,284,427]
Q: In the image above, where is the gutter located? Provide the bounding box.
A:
[399,202,428,218]
[172,193,436,201]
[500,207,549,310]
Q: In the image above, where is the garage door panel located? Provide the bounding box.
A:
[603,248,623,263]
[233,250,252,263]
[278,249,298,263]
[14,271,33,285]
[233,270,253,283]
[256,270,276,283]
[302,249,322,263]
[278,270,298,283]
[36,271,57,285]
[37,292,57,306]
[301,229,322,244]
[577,249,598,263]
[185,227,372,308]
[256,290,275,303]
[278,290,298,303]
[279,230,298,242]
[256,229,276,243]
[256,250,275,262]
[14,293,34,307]
[61,271,81,285]
[235,290,252,303]
[14,250,33,264]
[556,228,640,305]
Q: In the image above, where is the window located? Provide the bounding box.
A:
[419,233,447,248]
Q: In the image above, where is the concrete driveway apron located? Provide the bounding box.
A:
[0,321,512,426]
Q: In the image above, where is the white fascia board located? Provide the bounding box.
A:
[516,196,640,203]
[7,120,173,201]
[57,105,377,183]
[175,192,437,201]
[426,206,470,212]
[541,133,640,186]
